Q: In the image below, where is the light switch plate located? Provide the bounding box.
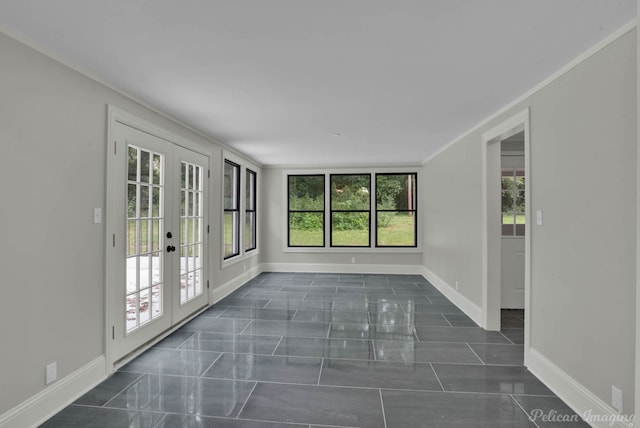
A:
[612,385,623,413]
[45,362,57,385]
[93,208,102,224]
[536,210,543,226]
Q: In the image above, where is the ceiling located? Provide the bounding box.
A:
[501,131,525,153]
[0,1,635,167]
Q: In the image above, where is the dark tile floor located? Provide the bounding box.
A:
[41,273,588,427]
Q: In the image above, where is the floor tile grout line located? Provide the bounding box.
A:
[412,326,420,342]
[510,393,540,428]
[238,319,254,335]
[272,336,285,356]
[377,387,556,397]
[235,381,259,419]
[170,331,198,350]
[92,383,559,416]
[465,342,486,365]
[379,388,389,428]
[440,314,453,327]
[429,362,447,392]
[317,357,324,385]
[163,411,322,427]
[183,325,514,345]
[101,372,146,407]
[199,352,225,378]
[499,330,516,345]
[153,411,170,427]
[123,357,530,384]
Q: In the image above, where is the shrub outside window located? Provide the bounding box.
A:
[223,160,240,258]
[288,175,325,247]
[376,173,417,247]
[330,174,371,247]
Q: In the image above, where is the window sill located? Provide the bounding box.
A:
[282,246,421,254]
[221,249,260,269]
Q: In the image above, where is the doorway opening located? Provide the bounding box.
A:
[481,108,530,363]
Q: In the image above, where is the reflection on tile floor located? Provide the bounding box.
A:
[41,273,587,427]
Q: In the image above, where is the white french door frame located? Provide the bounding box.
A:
[105,105,210,372]
[481,108,531,363]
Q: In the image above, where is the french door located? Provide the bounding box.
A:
[111,121,208,361]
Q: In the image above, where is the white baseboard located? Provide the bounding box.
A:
[261,262,423,275]
[0,356,107,428]
[421,266,483,326]
[526,348,633,428]
[211,264,263,304]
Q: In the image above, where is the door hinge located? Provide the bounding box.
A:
[112,326,115,340]
[207,225,210,234]
[114,141,117,155]
[113,234,116,247]
[208,169,210,178]
[207,280,210,289]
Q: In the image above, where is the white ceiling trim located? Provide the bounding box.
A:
[421,18,637,166]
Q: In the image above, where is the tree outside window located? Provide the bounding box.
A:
[330,174,371,247]
[376,173,417,247]
[288,175,325,247]
[501,169,525,236]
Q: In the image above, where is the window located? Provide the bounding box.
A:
[288,175,325,247]
[245,169,257,251]
[286,171,418,249]
[330,174,371,247]
[376,173,417,247]
[223,160,240,258]
[501,168,525,236]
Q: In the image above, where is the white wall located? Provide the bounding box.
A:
[423,28,636,415]
[260,168,423,271]
[0,32,260,417]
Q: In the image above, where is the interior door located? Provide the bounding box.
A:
[111,121,208,362]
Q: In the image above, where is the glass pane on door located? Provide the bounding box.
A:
[126,145,165,333]
[180,161,204,304]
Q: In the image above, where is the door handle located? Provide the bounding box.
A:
[166,245,176,252]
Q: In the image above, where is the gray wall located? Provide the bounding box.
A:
[0,32,259,413]
[423,30,636,412]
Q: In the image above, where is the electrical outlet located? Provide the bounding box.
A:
[455,281,459,290]
[45,362,57,385]
[351,257,356,264]
[612,385,623,413]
